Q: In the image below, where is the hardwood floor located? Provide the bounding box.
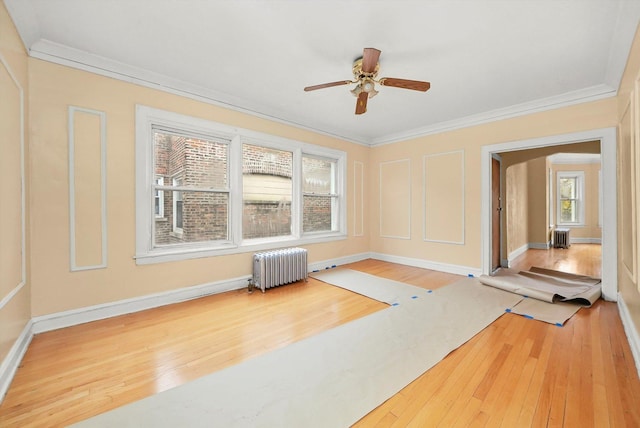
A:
[1,244,639,427]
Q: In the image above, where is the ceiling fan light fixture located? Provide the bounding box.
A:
[304,47,430,114]
[362,79,375,92]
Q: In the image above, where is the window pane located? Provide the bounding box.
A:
[242,144,292,239]
[560,199,576,223]
[559,177,576,199]
[155,191,228,245]
[303,195,336,232]
[303,157,335,194]
[154,130,228,189]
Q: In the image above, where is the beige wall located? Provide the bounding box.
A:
[28,59,370,316]
[0,2,30,363]
[616,21,640,338]
[369,98,616,270]
[505,161,529,255]
[527,157,549,245]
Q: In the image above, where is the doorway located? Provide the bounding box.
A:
[481,128,617,301]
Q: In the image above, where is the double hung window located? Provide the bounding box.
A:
[136,106,346,264]
[556,171,585,225]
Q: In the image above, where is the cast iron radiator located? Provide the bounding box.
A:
[554,228,571,249]
[252,248,308,292]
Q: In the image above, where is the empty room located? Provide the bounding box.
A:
[2,1,640,426]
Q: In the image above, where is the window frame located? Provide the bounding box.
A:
[556,170,586,226]
[135,105,347,265]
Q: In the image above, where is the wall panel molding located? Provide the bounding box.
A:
[423,150,465,244]
[379,159,411,239]
[68,106,107,271]
[0,53,26,308]
[353,161,364,236]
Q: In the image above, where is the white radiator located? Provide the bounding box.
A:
[252,248,308,292]
[554,228,571,249]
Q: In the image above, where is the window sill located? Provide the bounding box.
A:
[135,233,347,265]
[556,223,585,228]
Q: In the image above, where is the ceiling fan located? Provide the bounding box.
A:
[304,48,431,115]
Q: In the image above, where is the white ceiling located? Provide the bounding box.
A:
[5,0,640,145]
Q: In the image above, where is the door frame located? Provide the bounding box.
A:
[491,154,502,271]
[481,127,617,301]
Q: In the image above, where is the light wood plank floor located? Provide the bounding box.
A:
[1,244,639,427]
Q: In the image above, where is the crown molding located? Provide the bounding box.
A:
[7,0,636,148]
[369,84,617,146]
[28,39,371,147]
[29,39,620,149]
[604,0,640,88]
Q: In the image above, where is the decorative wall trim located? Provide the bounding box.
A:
[370,252,482,278]
[0,282,26,311]
[31,252,373,335]
[370,85,616,146]
[379,159,411,239]
[0,319,32,403]
[0,53,26,307]
[353,161,364,237]
[423,150,465,245]
[618,293,640,378]
[68,106,108,271]
[481,128,618,301]
[32,275,250,334]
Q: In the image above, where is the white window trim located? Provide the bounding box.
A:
[154,177,165,219]
[556,170,586,226]
[135,105,347,265]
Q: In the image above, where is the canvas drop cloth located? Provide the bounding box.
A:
[479,267,601,325]
[72,269,521,428]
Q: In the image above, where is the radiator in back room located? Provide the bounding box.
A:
[252,248,308,292]
[554,228,571,249]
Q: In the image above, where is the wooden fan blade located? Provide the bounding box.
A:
[379,78,431,92]
[304,80,352,92]
[361,48,381,74]
[355,92,368,115]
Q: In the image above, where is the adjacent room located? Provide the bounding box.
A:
[1,1,640,426]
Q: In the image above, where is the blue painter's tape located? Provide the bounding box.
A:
[467,274,474,277]
[524,314,534,319]
[411,295,418,299]
[523,295,529,298]
[331,265,337,268]
[392,302,400,306]
[555,323,563,327]
[428,290,433,293]
[312,270,319,272]
[505,308,512,313]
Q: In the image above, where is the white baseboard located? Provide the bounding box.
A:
[0,319,33,403]
[370,252,482,277]
[308,252,372,273]
[32,275,252,334]
[529,242,551,250]
[618,293,640,379]
[508,244,529,263]
[570,237,602,244]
